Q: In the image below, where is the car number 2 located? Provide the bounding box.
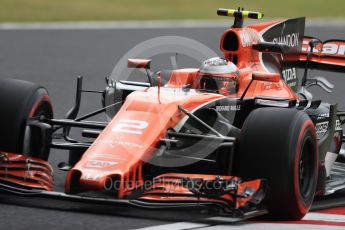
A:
[112,119,148,135]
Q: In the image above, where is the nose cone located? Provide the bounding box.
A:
[65,89,224,197]
[65,91,181,197]
[67,157,143,198]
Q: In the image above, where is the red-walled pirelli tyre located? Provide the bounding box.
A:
[0,78,53,159]
[235,108,318,220]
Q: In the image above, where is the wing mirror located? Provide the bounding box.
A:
[252,71,281,83]
[127,58,154,86]
[127,59,151,69]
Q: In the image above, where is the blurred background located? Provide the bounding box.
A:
[0,2,345,230]
[0,0,344,22]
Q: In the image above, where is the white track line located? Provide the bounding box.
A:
[135,222,344,230]
[196,223,344,230]
[303,212,345,222]
[134,222,210,230]
[134,212,345,230]
[0,19,343,30]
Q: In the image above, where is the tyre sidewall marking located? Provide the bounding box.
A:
[28,93,52,118]
[293,119,318,214]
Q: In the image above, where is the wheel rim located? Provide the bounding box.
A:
[298,136,315,199]
[31,101,53,119]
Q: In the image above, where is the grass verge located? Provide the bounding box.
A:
[0,0,344,22]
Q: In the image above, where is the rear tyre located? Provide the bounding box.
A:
[0,78,53,158]
[235,108,318,220]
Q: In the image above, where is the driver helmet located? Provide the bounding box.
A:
[195,57,239,96]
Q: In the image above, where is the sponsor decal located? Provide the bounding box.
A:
[215,105,241,112]
[317,113,329,120]
[322,43,345,55]
[315,121,329,138]
[302,41,345,55]
[317,114,327,119]
[240,28,260,48]
[272,33,300,47]
[315,120,342,138]
[263,82,273,90]
[282,68,297,87]
[82,174,102,181]
[336,119,342,131]
[95,139,143,149]
[81,169,112,181]
[85,160,118,168]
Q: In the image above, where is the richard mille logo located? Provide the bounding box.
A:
[216,105,241,112]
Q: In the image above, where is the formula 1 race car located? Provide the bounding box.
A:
[1,7,345,221]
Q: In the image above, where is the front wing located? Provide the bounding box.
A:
[0,152,267,221]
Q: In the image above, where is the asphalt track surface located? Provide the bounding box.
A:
[0,24,345,230]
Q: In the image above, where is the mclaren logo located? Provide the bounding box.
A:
[302,41,345,55]
[319,44,345,55]
[272,33,300,47]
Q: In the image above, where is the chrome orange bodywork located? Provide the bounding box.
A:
[67,87,225,197]
[66,20,299,198]
[1,18,302,208]
[0,152,53,191]
[66,73,296,197]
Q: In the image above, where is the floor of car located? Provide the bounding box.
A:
[326,161,345,195]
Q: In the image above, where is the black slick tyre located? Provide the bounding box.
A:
[0,78,53,158]
[235,108,318,220]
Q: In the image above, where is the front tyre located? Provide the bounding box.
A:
[235,108,318,220]
[0,78,53,159]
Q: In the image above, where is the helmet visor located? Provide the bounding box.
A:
[197,75,238,95]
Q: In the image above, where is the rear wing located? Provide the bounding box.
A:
[300,37,345,72]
